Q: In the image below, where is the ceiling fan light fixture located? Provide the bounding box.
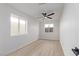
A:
[44,17,47,18]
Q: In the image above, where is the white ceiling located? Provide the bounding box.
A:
[9,3,64,18]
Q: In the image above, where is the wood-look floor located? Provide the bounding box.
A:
[8,39,64,56]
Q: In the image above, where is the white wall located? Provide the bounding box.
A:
[0,4,39,55]
[39,18,59,40]
[60,4,79,56]
[39,9,63,40]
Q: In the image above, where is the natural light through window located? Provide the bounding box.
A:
[10,14,19,36]
[44,24,54,32]
[19,19,26,34]
[49,24,54,28]
[45,24,49,28]
[44,24,54,28]
[10,13,27,36]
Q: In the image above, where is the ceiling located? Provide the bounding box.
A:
[9,3,64,19]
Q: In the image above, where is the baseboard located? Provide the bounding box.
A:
[59,39,66,56]
[39,39,59,41]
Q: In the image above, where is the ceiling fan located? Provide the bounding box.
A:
[42,12,55,19]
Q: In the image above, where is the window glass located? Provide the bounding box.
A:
[44,24,54,32]
[10,14,19,36]
[19,19,26,34]
[49,24,54,27]
[10,14,27,36]
[44,24,49,28]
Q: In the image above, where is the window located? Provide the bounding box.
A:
[10,14,27,36]
[10,14,19,36]
[44,24,54,32]
[19,19,26,34]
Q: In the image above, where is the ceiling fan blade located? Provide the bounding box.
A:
[47,16,52,19]
[42,13,46,17]
[47,13,55,16]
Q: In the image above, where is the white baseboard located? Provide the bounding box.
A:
[39,39,59,41]
[59,39,66,56]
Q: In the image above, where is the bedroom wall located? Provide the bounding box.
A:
[0,4,39,55]
[60,3,79,56]
[39,8,63,40]
[39,18,59,40]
